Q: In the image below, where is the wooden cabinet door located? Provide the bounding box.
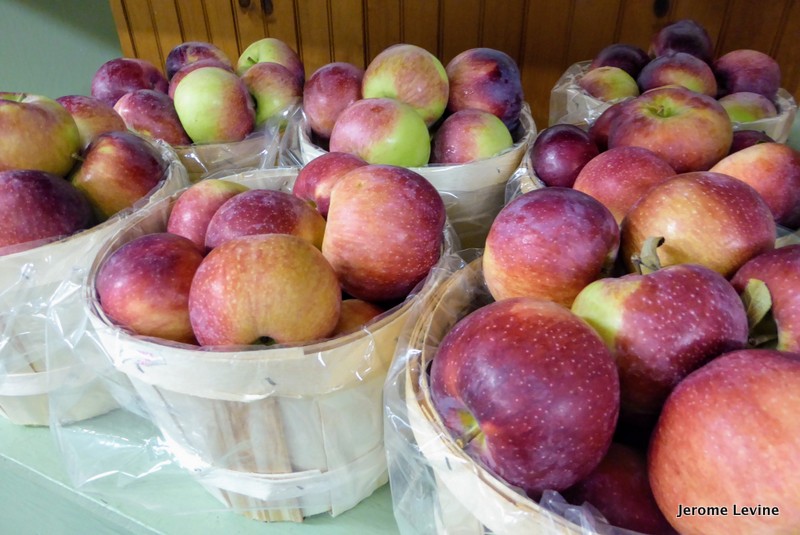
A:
[110,0,800,129]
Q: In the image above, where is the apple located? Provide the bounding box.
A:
[649,19,714,64]
[90,57,169,107]
[330,299,385,337]
[302,62,364,140]
[188,234,341,346]
[0,93,81,177]
[430,296,619,497]
[728,129,774,154]
[430,109,513,164]
[562,443,674,535]
[241,61,303,127]
[0,169,93,252]
[362,43,449,127]
[714,49,781,100]
[113,89,192,146]
[588,100,629,152]
[589,43,650,78]
[70,131,168,221]
[96,232,204,344]
[204,188,326,250]
[572,263,749,416]
[620,171,776,277]
[56,95,127,150]
[529,124,599,188]
[168,58,235,99]
[165,40,233,80]
[328,98,431,167]
[322,164,445,303]
[578,66,640,101]
[608,86,733,173]
[445,47,524,130]
[718,91,778,123]
[166,179,250,249]
[172,66,255,144]
[636,52,717,96]
[649,349,800,535]
[573,146,676,224]
[710,142,800,228]
[483,187,619,307]
[732,244,800,353]
[235,37,305,85]
[292,151,367,217]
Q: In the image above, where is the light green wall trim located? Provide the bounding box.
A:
[0,0,123,98]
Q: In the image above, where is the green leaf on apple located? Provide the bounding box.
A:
[741,278,778,348]
[631,235,664,275]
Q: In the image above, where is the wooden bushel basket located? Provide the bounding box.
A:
[297,105,537,249]
[0,143,189,426]
[84,168,453,522]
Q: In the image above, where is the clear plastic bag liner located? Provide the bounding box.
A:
[0,139,189,426]
[383,250,646,535]
[550,61,798,143]
[46,167,460,520]
[290,104,538,249]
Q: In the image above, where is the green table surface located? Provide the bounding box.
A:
[0,413,401,535]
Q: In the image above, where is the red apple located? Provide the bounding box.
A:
[588,100,629,152]
[636,52,717,96]
[729,129,774,154]
[166,179,250,249]
[188,234,341,346]
[362,44,449,127]
[649,349,800,534]
[322,164,445,303]
[530,124,599,188]
[165,41,233,80]
[430,109,513,164]
[483,187,619,307]
[241,61,303,127]
[573,146,676,224]
[710,142,800,228]
[56,95,127,150]
[329,98,431,167]
[70,131,168,221]
[563,443,675,535]
[649,19,714,64]
[113,89,192,146]
[620,171,776,277]
[0,169,93,253]
[445,47,524,130]
[718,91,778,123]
[0,93,81,177]
[589,43,650,78]
[292,151,367,217]
[572,263,749,415]
[96,232,204,344]
[608,86,733,173]
[236,37,305,86]
[732,244,800,353]
[204,188,326,250]
[330,299,385,337]
[90,57,169,107]
[578,66,640,101]
[302,62,364,140]
[714,49,781,100]
[430,297,619,497]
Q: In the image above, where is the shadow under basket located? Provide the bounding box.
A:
[402,258,590,535]
[84,168,419,522]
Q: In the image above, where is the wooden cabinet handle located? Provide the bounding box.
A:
[238,0,273,15]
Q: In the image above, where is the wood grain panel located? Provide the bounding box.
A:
[567,0,622,65]
[203,0,240,64]
[330,0,367,66]
[109,0,136,57]
[671,0,730,52]
[296,0,332,78]
[773,0,800,103]
[402,0,440,55]
[264,0,299,50]
[151,0,184,67]
[123,0,164,69]
[480,0,526,64]
[716,0,787,55]
[440,0,482,64]
[521,0,574,128]
[234,0,268,51]
[365,0,401,62]
[174,0,210,43]
[616,0,668,50]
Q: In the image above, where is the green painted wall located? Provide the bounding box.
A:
[0,0,122,98]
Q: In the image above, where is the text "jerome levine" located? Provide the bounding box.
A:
[677,504,780,518]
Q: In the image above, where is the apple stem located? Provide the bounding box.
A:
[631,236,664,275]
[455,422,482,449]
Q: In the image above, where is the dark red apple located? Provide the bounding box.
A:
[649,19,714,64]
[714,49,782,100]
[729,129,774,154]
[530,124,599,188]
[292,152,367,218]
[589,43,650,78]
[165,41,233,80]
[302,62,364,140]
[91,57,169,108]
[637,52,717,96]
[166,179,249,249]
[113,89,191,146]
